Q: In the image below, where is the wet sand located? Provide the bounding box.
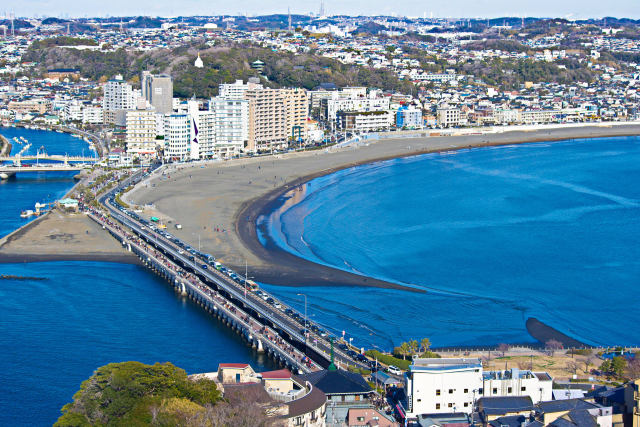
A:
[127,123,640,291]
[0,210,138,264]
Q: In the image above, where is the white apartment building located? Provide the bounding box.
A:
[404,358,483,417]
[218,79,263,100]
[337,110,394,132]
[324,95,391,122]
[210,96,249,158]
[404,358,554,418]
[63,102,83,122]
[163,114,191,160]
[82,106,103,124]
[125,109,158,157]
[519,109,561,124]
[436,105,461,127]
[103,74,136,124]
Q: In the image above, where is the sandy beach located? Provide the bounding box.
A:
[125,123,640,291]
[0,210,138,264]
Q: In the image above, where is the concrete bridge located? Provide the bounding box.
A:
[91,211,322,374]
[94,167,371,373]
[0,154,98,165]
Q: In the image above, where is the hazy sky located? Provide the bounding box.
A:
[3,0,640,20]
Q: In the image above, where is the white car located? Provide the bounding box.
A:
[387,365,402,375]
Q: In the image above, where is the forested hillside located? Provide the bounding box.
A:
[23,38,413,96]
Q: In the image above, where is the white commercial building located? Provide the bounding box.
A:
[482,369,553,403]
[404,358,553,419]
[163,114,191,160]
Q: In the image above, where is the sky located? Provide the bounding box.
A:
[2,0,640,20]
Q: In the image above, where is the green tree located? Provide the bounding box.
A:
[611,356,627,378]
[55,361,221,426]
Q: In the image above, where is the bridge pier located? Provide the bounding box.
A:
[256,339,264,353]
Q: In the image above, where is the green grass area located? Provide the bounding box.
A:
[365,350,411,371]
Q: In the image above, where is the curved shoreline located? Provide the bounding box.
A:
[235,125,640,293]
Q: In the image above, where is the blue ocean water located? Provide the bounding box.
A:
[0,128,276,425]
[0,262,277,426]
[262,136,640,351]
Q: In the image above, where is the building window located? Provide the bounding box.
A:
[464,402,469,407]
[355,395,360,401]
[357,417,365,422]
[436,389,441,396]
[449,389,454,394]
[436,404,440,410]
[417,399,421,402]
[464,389,469,393]
[521,387,526,391]
[479,388,483,394]
[448,403,453,408]
[493,388,497,394]
[508,387,512,393]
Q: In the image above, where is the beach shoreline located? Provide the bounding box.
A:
[121,123,640,291]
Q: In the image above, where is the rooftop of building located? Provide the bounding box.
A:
[477,396,535,416]
[537,398,599,414]
[298,369,372,396]
[410,357,482,372]
[483,368,552,381]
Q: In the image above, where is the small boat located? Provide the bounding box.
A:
[20,210,34,218]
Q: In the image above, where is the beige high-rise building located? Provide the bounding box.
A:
[245,88,308,152]
[125,109,159,157]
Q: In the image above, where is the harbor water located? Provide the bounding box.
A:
[0,128,276,425]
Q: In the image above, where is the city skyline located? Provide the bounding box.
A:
[3,0,640,20]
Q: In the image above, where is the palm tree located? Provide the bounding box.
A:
[409,340,419,356]
[399,342,410,360]
[421,338,431,353]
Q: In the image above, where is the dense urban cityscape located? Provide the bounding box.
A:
[0,7,639,427]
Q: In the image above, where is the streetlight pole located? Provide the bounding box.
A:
[297,292,307,354]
